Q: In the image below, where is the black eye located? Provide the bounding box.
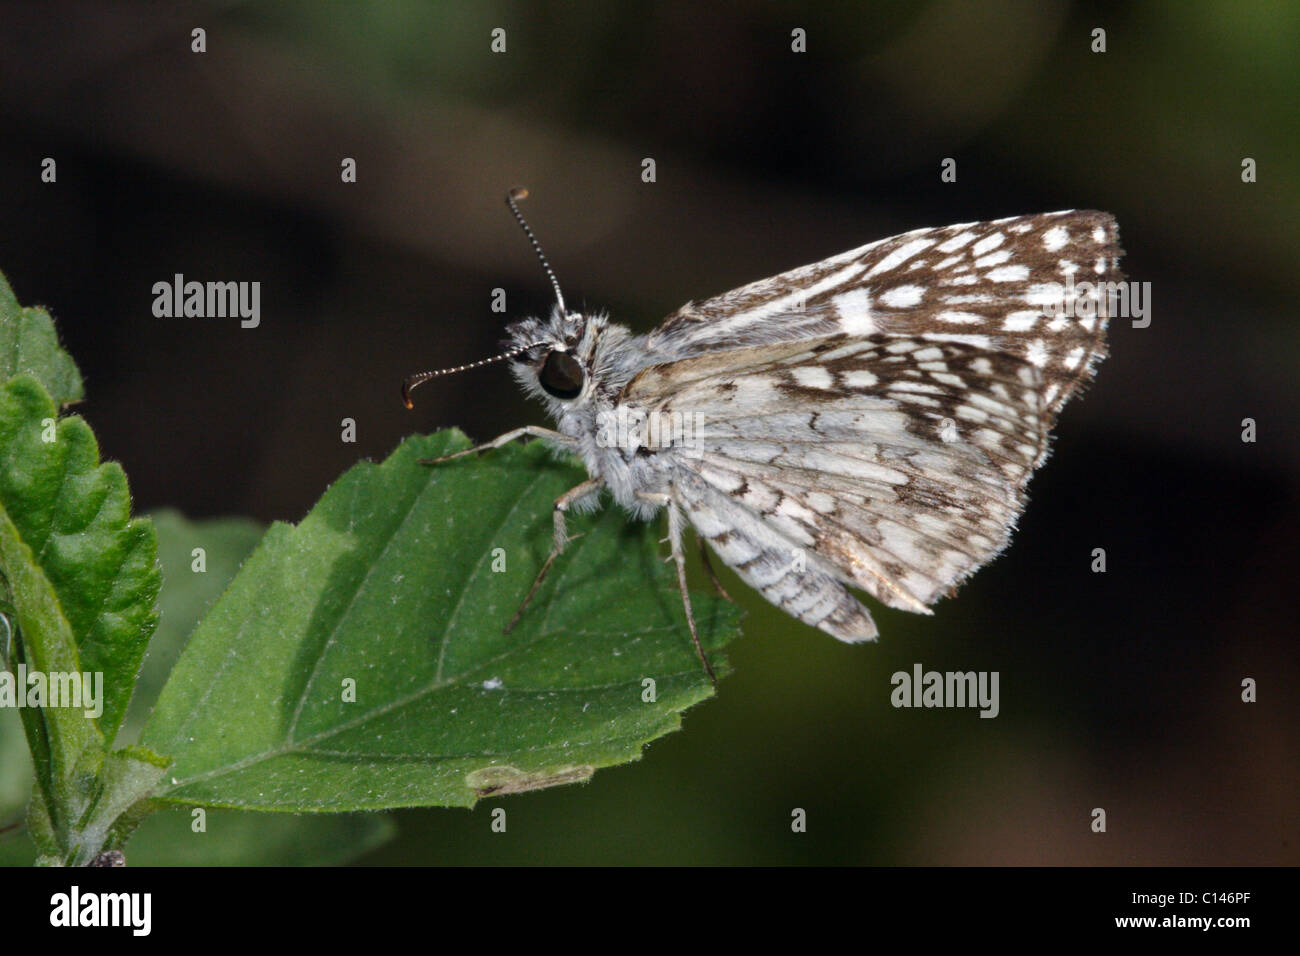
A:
[539,350,584,399]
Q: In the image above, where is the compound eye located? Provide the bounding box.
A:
[538,350,584,399]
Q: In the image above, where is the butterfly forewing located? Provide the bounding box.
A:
[622,211,1123,641]
[648,210,1121,411]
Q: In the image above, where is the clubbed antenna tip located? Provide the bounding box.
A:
[401,342,547,408]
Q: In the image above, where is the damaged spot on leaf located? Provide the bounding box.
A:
[467,764,595,797]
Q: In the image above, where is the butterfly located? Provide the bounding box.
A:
[403,189,1124,683]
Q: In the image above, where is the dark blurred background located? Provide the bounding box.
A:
[0,1,1296,864]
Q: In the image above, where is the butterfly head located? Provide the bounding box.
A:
[401,301,608,413]
[503,306,607,406]
[401,187,610,411]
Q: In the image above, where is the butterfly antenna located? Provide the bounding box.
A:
[402,342,544,408]
[506,186,567,316]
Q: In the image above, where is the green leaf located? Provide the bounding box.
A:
[0,375,164,863]
[141,430,740,811]
[0,514,164,866]
[121,510,264,738]
[3,511,396,866]
[64,744,170,867]
[0,497,105,857]
[130,510,396,865]
[0,270,83,407]
[0,376,161,740]
[0,702,30,820]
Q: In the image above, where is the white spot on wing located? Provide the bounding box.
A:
[1023,283,1065,307]
[792,366,834,389]
[1026,340,1048,367]
[832,288,875,334]
[987,264,1030,282]
[776,497,819,524]
[975,249,1012,267]
[820,341,876,361]
[866,238,935,278]
[806,492,836,514]
[936,232,976,254]
[843,369,878,387]
[721,261,866,331]
[890,381,945,395]
[1002,310,1040,331]
[880,285,925,308]
[1042,226,1069,252]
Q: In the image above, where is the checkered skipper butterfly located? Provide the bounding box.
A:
[403,189,1124,683]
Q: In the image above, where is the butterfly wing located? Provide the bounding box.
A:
[625,335,1047,638]
[647,209,1123,416]
[624,211,1124,641]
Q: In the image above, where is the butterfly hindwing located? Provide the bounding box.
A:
[672,467,882,641]
[620,332,1058,638]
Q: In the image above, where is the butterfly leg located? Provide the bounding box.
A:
[504,478,603,633]
[697,537,735,604]
[639,492,718,686]
[418,425,575,465]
